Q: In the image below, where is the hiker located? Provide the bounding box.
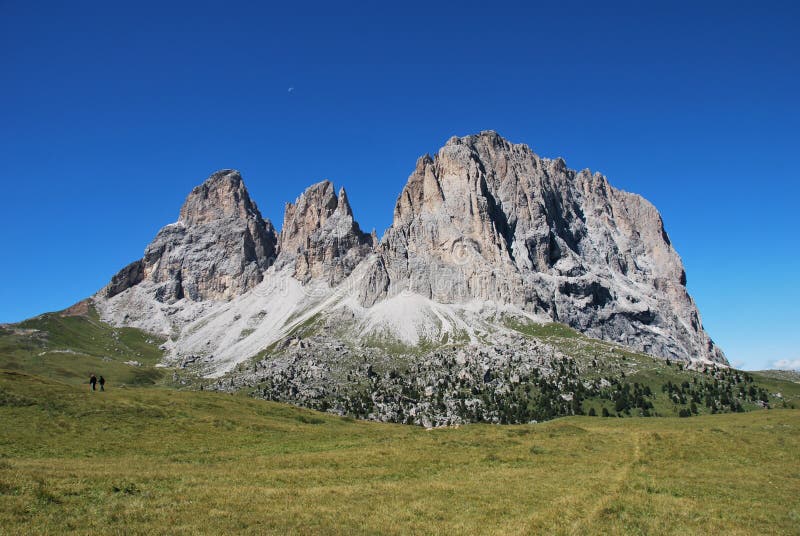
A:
[89,374,97,391]
[99,375,105,391]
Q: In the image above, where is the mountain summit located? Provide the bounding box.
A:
[101,169,278,304]
[369,131,722,362]
[276,180,375,285]
[94,132,725,377]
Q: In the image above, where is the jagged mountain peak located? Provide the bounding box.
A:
[298,179,336,199]
[289,180,355,221]
[278,179,374,284]
[337,186,353,218]
[446,129,502,144]
[372,131,724,364]
[280,180,343,253]
[443,130,540,163]
[94,131,725,371]
[179,169,263,226]
[99,169,278,303]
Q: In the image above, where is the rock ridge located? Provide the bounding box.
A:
[277,180,375,285]
[94,132,726,365]
[366,131,724,363]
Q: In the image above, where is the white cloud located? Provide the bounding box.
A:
[772,359,800,370]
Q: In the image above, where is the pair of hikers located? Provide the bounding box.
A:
[89,374,106,391]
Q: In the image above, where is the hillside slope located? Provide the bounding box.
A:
[0,303,165,387]
[2,306,796,428]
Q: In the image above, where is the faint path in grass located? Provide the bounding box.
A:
[568,430,644,535]
[514,425,639,534]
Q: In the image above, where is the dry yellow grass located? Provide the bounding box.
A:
[1,370,798,535]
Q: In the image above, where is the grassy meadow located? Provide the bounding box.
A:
[1,370,799,535]
[0,308,165,387]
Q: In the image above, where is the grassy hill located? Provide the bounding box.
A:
[0,305,166,388]
[1,370,799,535]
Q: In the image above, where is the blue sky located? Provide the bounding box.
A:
[1,1,798,370]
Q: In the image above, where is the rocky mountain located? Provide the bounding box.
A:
[370,132,722,363]
[100,169,277,303]
[276,180,375,285]
[93,132,725,383]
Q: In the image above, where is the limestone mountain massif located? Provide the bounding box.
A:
[372,132,722,363]
[101,169,278,303]
[94,131,726,380]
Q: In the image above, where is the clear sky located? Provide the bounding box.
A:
[1,1,798,370]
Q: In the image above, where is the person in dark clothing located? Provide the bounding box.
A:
[89,374,97,391]
[99,376,105,391]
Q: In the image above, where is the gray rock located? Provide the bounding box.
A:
[101,169,278,302]
[94,132,725,367]
[369,131,724,363]
[277,180,375,285]
[101,259,144,298]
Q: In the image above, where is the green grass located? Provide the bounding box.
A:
[502,317,800,417]
[361,332,440,356]
[1,370,799,535]
[2,306,799,532]
[752,369,800,383]
[0,306,166,388]
[5,308,798,421]
[285,312,323,339]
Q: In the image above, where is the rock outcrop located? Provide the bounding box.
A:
[94,132,725,368]
[100,169,278,302]
[101,259,144,299]
[277,180,374,285]
[370,131,723,363]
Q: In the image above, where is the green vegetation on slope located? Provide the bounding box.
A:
[2,308,798,428]
[0,370,798,535]
[504,317,800,419]
[0,305,166,387]
[504,318,585,340]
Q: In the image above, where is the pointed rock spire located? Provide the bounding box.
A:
[279,180,338,255]
[179,169,261,226]
[277,180,373,284]
[337,186,353,218]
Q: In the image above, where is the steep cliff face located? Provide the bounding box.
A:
[93,132,725,369]
[371,131,723,363]
[277,180,375,285]
[100,169,278,302]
